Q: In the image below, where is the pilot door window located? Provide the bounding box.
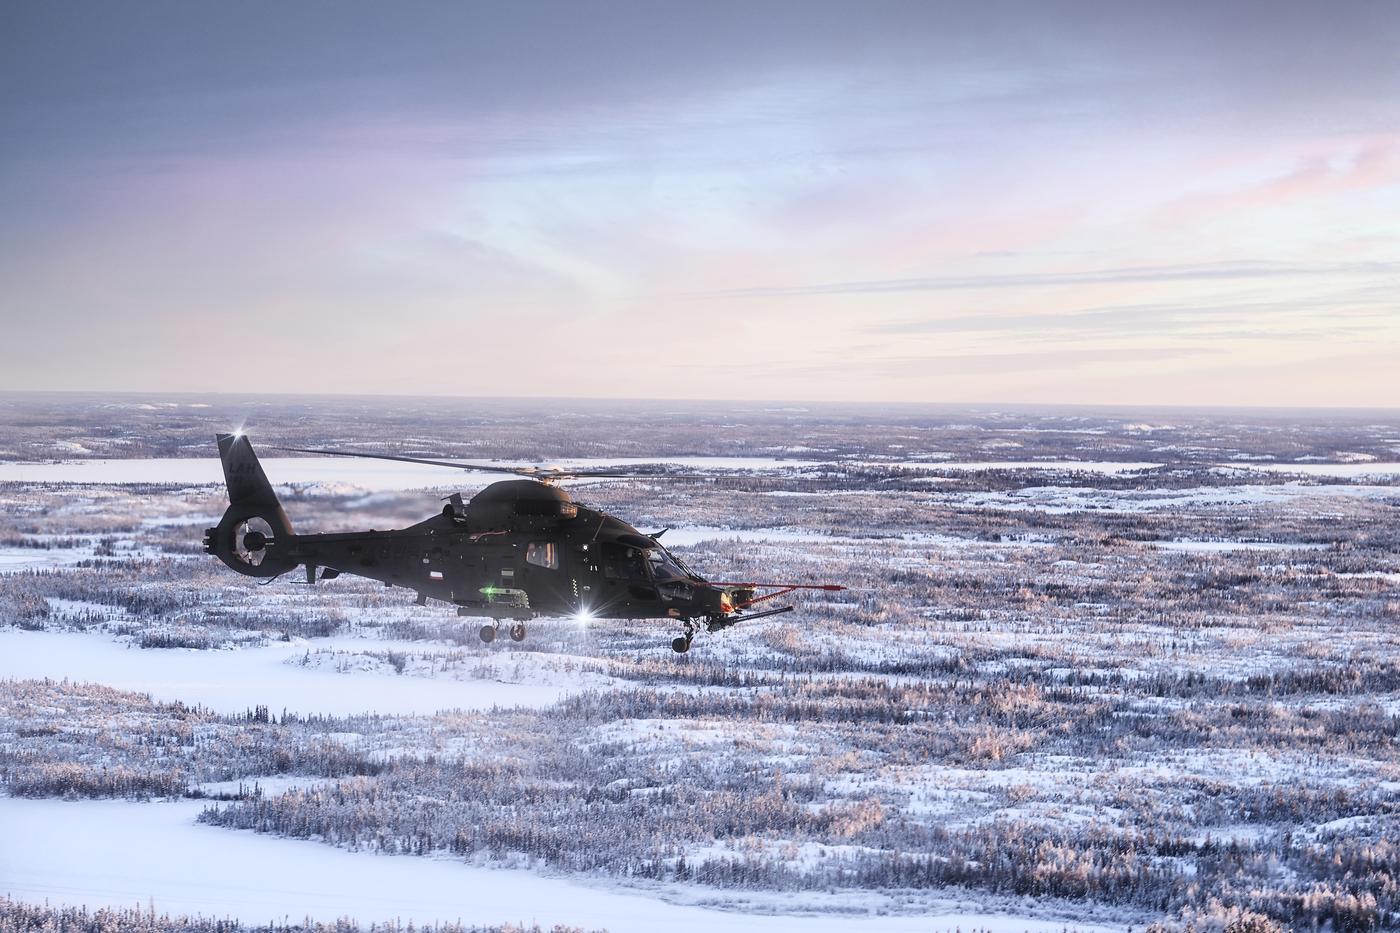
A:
[525,541,559,570]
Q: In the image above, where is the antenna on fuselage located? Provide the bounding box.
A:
[441,492,467,521]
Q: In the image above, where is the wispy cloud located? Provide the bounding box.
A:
[868,289,1398,339]
[1158,142,1400,223]
[713,260,1400,300]
[744,346,1226,378]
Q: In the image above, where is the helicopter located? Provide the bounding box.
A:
[203,433,845,652]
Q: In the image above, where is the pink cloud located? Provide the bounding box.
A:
[1154,138,1400,226]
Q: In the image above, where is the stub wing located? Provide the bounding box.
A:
[707,582,846,609]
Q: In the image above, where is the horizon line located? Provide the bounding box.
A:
[1,387,1397,416]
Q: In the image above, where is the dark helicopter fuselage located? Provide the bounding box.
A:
[273,479,733,621]
[205,433,746,627]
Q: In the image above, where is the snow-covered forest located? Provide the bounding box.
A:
[0,898,590,933]
[3,394,1399,932]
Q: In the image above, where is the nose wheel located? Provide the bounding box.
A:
[479,624,496,644]
[509,622,526,642]
[670,621,696,653]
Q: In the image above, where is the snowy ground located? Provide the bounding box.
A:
[0,796,1118,933]
[1149,539,1330,553]
[661,525,840,546]
[957,480,1400,514]
[6,411,1400,931]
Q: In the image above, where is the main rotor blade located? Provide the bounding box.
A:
[562,470,652,478]
[269,446,718,481]
[268,445,530,475]
[709,582,848,590]
[564,469,716,480]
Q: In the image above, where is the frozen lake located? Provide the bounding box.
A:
[1234,461,1400,479]
[958,481,1400,514]
[0,629,584,716]
[889,459,1161,474]
[0,454,1262,491]
[0,456,505,490]
[0,548,93,574]
[0,455,831,489]
[0,796,1118,933]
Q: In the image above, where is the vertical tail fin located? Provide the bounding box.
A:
[217,433,291,521]
[206,433,296,577]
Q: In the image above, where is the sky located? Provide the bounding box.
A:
[1,0,1398,406]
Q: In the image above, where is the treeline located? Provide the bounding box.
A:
[0,681,384,799]
[0,899,596,933]
[6,762,188,798]
[1,556,351,643]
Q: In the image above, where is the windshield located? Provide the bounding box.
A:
[647,546,699,582]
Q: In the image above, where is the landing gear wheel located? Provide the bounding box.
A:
[671,636,691,654]
[479,624,497,644]
[509,622,526,642]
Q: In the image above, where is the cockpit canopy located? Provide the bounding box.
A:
[646,546,692,582]
[600,540,697,584]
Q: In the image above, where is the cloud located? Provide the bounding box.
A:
[1155,141,1400,225]
[868,288,1398,340]
[713,260,1400,300]
[749,346,1224,378]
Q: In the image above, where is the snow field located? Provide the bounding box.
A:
[0,797,1118,933]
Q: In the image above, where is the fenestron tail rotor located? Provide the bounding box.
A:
[233,516,275,567]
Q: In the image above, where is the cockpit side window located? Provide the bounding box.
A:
[602,544,648,580]
[526,541,558,570]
